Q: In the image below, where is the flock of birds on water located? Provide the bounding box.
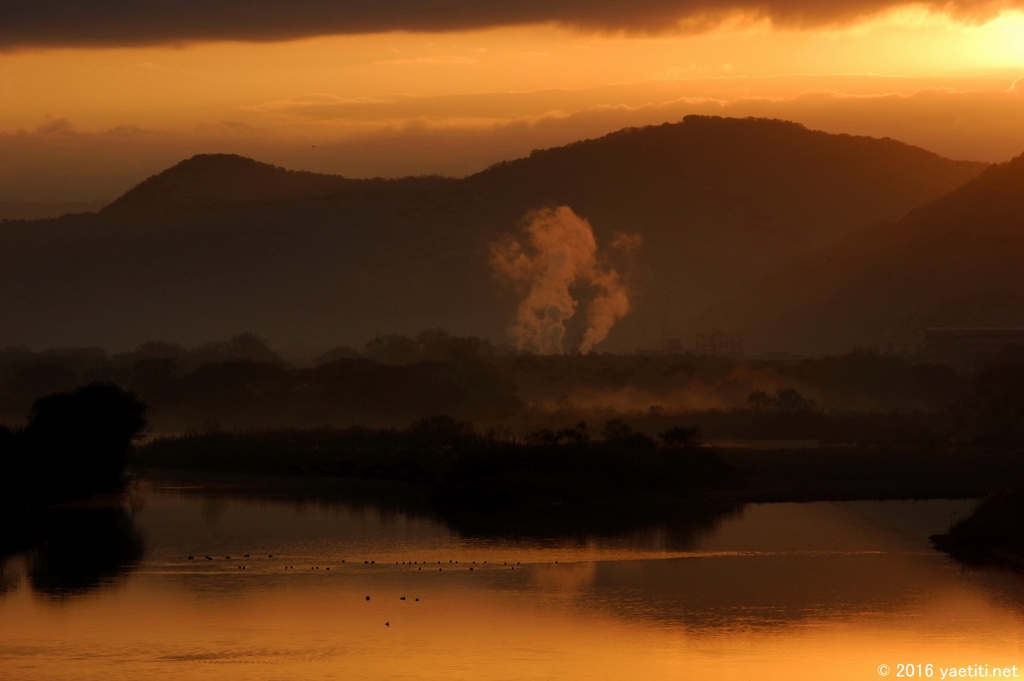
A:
[181,553,560,626]
[184,554,539,571]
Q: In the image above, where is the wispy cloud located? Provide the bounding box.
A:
[3,77,1024,202]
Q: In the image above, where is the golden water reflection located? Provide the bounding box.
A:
[1,488,1022,680]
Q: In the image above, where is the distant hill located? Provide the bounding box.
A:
[0,116,987,352]
[0,199,109,222]
[101,154,363,215]
[702,151,1024,355]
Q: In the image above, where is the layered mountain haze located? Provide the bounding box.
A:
[0,116,987,353]
[703,151,1024,355]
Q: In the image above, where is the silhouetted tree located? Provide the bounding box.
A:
[601,419,656,449]
[747,390,774,411]
[660,426,702,448]
[525,422,589,446]
[776,388,816,413]
[365,334,420,364]
[313,345,361,366]
[191,333,282,366]
[1,383,147,507]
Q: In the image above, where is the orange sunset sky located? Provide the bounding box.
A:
[2,0,1023,202]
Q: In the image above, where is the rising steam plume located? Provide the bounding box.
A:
[491,206,640,355]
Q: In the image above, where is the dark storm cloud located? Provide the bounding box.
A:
[0,0,1014,49]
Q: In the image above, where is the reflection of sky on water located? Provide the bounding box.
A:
[1,485,1022,681]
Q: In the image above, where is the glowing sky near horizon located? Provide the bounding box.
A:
[2,5,1024,202]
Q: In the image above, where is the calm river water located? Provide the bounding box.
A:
[1,484,1022,680]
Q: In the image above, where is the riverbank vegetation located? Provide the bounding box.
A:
[140,418,736,510]
[932,492,1024,568]
[5,331,1024,510]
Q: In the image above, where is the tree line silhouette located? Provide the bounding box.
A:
[2,331,1024,447]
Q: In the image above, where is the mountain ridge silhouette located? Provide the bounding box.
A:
[701,150,1024,354]
[0,115,988,353]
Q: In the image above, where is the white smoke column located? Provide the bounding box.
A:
[491,206,592,354]
[579,269,629,354]
[491,206,639,354]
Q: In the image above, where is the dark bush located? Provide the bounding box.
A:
[1,383,147,507]
[932,491,1024,564]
